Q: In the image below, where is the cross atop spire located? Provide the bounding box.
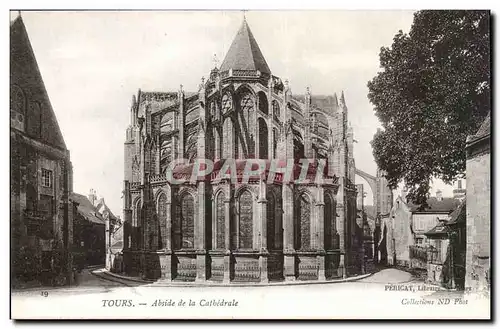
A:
[213,53,219,68]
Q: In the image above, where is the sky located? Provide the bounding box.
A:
[14,10,460,215]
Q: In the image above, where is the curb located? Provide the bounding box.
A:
[90,269,146,287]
[93,268,375,287]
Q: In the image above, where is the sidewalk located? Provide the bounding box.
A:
[12,264,109,294]
[94,268,374,287]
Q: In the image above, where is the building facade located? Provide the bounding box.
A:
[10,15,74,286]
[465,113,490,293]
[120,19,364,282]
[382,191,460,267]
[70,191,107,269]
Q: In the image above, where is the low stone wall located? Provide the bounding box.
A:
[120,250,350,283]
[174,253,197,281]
[209,253,224,282]
[297,254,318,281]
[232,254,260,282]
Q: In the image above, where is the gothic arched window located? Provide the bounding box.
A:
[222,94,232,114]
[258,118,268,159]
[238,190,253,249]
[240,92,254,129]
[173,193,195,250]
[258,91,268,115]
[273,128,279,158]
[296,193,311,250]
[272,100,280,122]
[324,192,336,250]
[267,192,282,250]
[210,102,214,117]
[133,198,142,249]
[216,192,225,249]
[10,85,26,132]
[157,193,168,250]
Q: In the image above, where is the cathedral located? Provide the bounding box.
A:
[120,18,366,282]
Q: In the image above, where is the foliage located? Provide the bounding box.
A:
[51,235,69,286]
[367,10,490,206]
[13,245,42,282]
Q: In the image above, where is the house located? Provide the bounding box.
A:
[424,200,466,289]
[465,113,490,293]
[446,201,466,290]
[10,13,74,287]
[89,190,121,270]
[70,191,106,269]
[385,194,414,267]
[383,190,461,267]
[409,191,461,246]
[108,223,124,273]
[424,218,451,286]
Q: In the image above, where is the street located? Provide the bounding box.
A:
[11,268,490,319]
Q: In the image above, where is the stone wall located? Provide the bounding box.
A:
[390,200,413,265]
[466,152,490,292]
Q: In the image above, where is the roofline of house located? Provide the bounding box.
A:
[411,211,453,214]
[466,133,490,150]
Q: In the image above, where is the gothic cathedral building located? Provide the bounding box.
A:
[121,18,364,282]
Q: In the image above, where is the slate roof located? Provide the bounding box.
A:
[10,14,68,150]
[292,94,340,117]
[474,112,491,140]
[425,220,451,237]
[220,19,271,75]
[94,198,119,224]
[70,193,106,225]
[446,200,466,227]
[407,197,461,213]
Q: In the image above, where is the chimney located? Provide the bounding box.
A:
[453,179,466,200]
[88,188,97,206]
[436,190,443,202]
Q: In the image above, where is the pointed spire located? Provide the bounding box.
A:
[220,17,271,74]
[199,77,205,92]
[333,93,339,107]
[340,90,346,108]
[335,92,343,114]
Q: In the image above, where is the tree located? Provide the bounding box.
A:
[368,10,490,207]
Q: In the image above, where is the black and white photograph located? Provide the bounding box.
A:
[8,8,491,320]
